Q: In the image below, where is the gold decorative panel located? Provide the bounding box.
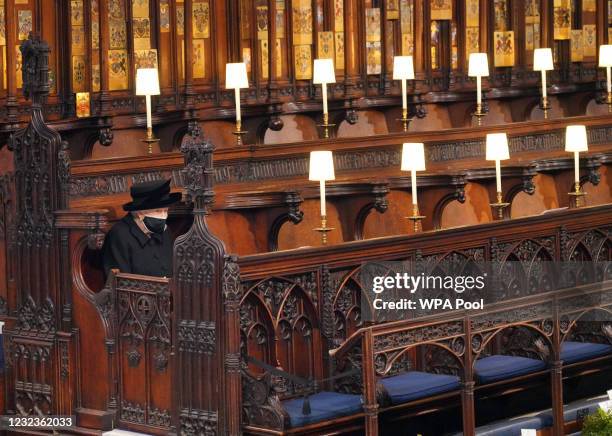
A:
[294,44,312,79]
[553,0,571,40]
[431,0,451,20]
[317,31,334,60]
[494,31,515,67]
[292,0,312,45]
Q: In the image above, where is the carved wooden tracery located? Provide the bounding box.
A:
[171,124,242,435]
[4,33,74,419]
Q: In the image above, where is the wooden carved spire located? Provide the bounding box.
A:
[173,125,242,434]
[5,33,74,418]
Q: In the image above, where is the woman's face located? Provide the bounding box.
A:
[134,208,169,220]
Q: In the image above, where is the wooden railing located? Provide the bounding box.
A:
[237,204,612,432]
[329,280,612,435]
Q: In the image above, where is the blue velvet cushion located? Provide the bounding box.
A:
[378,371,461,405]
[474,355,547,384]
[560,341,612,364]
[282,391,363,428]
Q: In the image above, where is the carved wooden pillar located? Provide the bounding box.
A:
[550,297,564,436]
[414,0,426,92]
[5,34,74,419]
[99,0,111,113]
[5,0,18,123]
[227,0,241,61]
[479,0,488,55]
[462,316,476,436]
[362,329,379,436]
[344,0,360,97]
[183,0,195,107]
[212,0,228,97]
[597,0,606,44]
[541,0,552,48]
[172,125,241,435]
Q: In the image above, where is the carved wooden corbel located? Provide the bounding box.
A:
[354,183,390,240]
[241,371,291,430]
[98,126,114,147]
[268,191,304,252]
[432,176,467,230]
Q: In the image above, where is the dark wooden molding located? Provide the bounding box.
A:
[67,118,612,199]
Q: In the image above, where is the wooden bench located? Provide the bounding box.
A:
[328,280,612,435]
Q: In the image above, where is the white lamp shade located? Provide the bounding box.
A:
[393,56,415,80]
[313,59,336,84]
[533,48,553,71]
[135,68,160,95]
[599,45,612,67]
[225,63,249,89]
[486,133,510,161]
[468,53,489,77]
[309,151,335,181]
[401,143,426,171]
[565,125,588,152]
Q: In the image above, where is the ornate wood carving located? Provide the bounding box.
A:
[4,34,74,419]
[67,125,612,198]
[172,125,241,434]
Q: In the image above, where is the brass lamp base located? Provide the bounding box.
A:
[316,123,336,139]
[396,108,412,132]
[232,121,248,146]
[317,113,335,139]
[568,182,587,208]
[406,205,425,233]
[490,192,510,220]
[473,103,486,117]
[141,127,160,155]
[313,215,334,245]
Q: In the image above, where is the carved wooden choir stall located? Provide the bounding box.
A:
[0,0,611,435]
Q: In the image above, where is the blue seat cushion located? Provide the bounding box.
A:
[561,341,612,364]
[282,391,362,428]
[378,371,461,405]
[474,355,547,384]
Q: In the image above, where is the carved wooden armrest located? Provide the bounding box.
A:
[241,370,291,430]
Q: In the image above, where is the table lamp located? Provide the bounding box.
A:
[225,62,249,145]
[401,142,426,232]
[599,45,612,105]
[313,59,336,138]
[309,150,335,244]
[135,68,160,154]
[393,56,415,131]
[533,48,553,110]
[486,133,511,219]
[468,53,489,117]
[565,125,588,206]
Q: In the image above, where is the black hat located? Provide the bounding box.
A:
[123,179,181,211]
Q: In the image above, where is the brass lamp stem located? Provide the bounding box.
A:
[407,203,425,233]
[141,126,160,155]
[490,191,510,220]
[232,119,247,146]
[313,215,334,245]
[568,181,586,208]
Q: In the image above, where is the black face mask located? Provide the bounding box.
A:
[143,216,166,234]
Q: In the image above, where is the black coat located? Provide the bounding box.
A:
[102,214,173,278]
